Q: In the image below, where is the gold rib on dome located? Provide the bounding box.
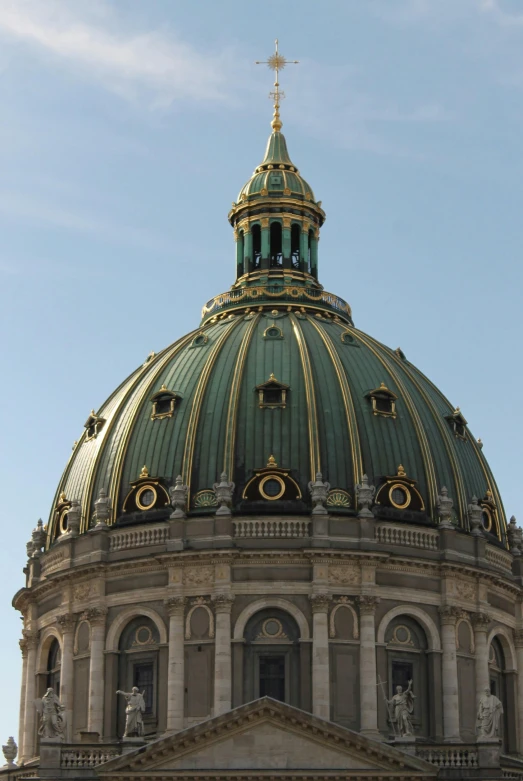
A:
[290,313,321,480]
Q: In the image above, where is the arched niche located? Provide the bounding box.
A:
[74,620,91,655]
[329,602,359,640]
[185,602,214,640]
[37,628,63,674]
[487,626,517,672]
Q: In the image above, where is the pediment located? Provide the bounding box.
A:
[99,698,436,780]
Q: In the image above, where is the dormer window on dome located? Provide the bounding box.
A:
[375,465,425,512]
[256,374,289,409]
[242,455,302,503]
[446,408,467,439]
[150,385,180,421]
[263,324,283,340]
[479,488,500,537]
[84,410,105,441]
[122,465,170,514]
[366,383,397,419]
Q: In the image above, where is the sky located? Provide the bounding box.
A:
[1,0,523,746]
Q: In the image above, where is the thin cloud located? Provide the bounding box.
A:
[0,0,232,107]
[0,190,172,253]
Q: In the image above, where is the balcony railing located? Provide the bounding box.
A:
[233,519,311,538]
[201,285,352,322]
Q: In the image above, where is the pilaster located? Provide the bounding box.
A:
[309,594,331,720]
[213,594,234,716]
[357,596,380,739]
[439,605,462,743]
[84,606,108,737]
[165,596,187,732]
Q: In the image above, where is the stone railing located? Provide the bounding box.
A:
[416,746,478,768]
[375,523,439,551]
[109,524,169,552]
[486,544,513,574]
[61,746,120,768]
[41,548,67,572]
[233,519,311,539]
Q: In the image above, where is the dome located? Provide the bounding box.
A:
[47,305,506,543]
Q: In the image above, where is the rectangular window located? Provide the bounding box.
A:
[134,663,154,714]
[391,661,413,695]
[259,655,285,702]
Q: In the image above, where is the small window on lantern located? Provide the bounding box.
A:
[256,374,290,409]
[366,383,397,419]
[150,386,179,421]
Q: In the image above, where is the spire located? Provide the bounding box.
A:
[256,39,299,133]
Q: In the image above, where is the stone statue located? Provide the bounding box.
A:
[468,496,484,536]
[476,688,503,739]
[508,516,522,557]
[116,687,146,737]
[67,500,82,537]
[169,475,189,520]
[308,472,330,515]
[93,489,112,528]
[35,687,66,739]
[388,680,415,736]
[437,486,454,529]
[213,472,235,517]
[2,737,17,768]
[355,474,375,518]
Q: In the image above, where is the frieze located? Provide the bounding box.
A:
[73,582,92,601]
[328,566,360,585]
[183,566,214,586]
[446,579,476,602]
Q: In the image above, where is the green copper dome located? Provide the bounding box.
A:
[46,127,508,548]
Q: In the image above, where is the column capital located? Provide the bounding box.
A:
[471,612,491,630]
[165,596,187,616]
[439,605,465,625]
[357,595,380,615]
[309,593,332,614]
[22,629,39,650]
[57,612,76,634]
[212,593,235,614]
[83,606,108,626]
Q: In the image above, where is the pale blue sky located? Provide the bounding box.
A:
[1,0,523,744]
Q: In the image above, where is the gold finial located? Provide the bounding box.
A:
[397,464,406,477]
[268,372,277,381]
[139,465,149,479]
[267,454,278,468]
[256,39,299,132]
[58,491,67,504]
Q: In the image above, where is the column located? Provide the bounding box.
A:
[243,229,252,275]
[357,596,380,738]
[235,229,244,278]
[17,638,28,761]
[261,219,270,267]
[213,595,234,716]
[22,630,39,761]
[58,613,75,741]
[165,596,186,732]
[515,630,523,755]
[300,226,309,274]
[86,607,107,736]
[439,606,461,742]
[310,232,319,278]
[282,218,291,268]
[473,613,491,709]
[310,595,331,719]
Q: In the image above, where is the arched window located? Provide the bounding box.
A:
[291,224,300,269]
[252,224,261,269]
[243,609,301,707]
[237,229,245,278]
[47,638,61,696]
[117,617,160,737]
[270,222,283,268]
[382,617,429,738]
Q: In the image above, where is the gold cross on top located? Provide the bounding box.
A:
[256,39,299,132]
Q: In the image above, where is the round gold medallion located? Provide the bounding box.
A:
[388,483,411,510]
[259,474,285,501]
[136,484,157,511]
